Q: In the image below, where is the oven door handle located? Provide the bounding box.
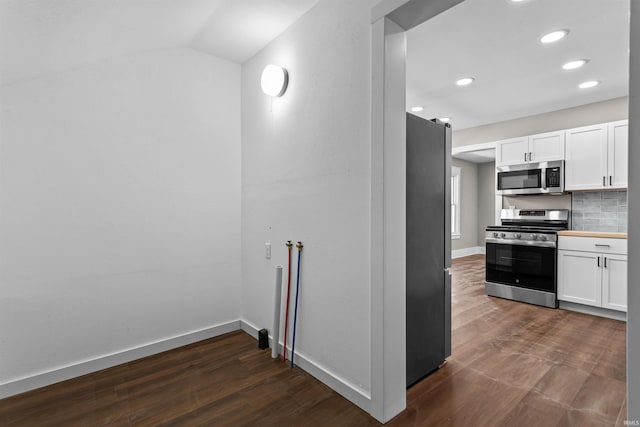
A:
[485,238,556,248]
[498,256,540,263]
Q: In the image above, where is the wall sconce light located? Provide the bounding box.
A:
[261,64,289,97]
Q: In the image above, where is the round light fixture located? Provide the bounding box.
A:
[579,80,600,89]
[540,29,569,44]
[261,64,289,97]
[439,117,451,123]
[562,59,589,70]
[411,106,424,112]
[456,77,475,86]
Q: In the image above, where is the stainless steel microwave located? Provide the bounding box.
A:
[496,160,565,195]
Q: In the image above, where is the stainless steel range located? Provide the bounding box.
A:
[485,209,569,308]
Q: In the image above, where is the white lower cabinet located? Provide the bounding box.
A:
[557,250,601,306]
[557,236,627,312]
[601,253,628,311]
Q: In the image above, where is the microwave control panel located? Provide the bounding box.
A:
[546,167,561,188]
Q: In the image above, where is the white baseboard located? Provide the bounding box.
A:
[2,318,373,418]
[240,320,371,413]
[559,301,627,321]
[0,320,241,399]
[452,246,485,259]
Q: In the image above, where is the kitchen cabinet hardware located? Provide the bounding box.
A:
[604,257,608,268]
[610,176,612,186]
[603,176,606,186]
[595,244,611,247]
[597,256,600,267]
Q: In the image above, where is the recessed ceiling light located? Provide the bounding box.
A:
[456,77,475,86]
[540,30,569,44]
[562,59,589,70]
[439,117,451,122]
[579,80,600,89]
[411,106,424,112]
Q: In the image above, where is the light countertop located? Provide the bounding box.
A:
[557,230,628,239]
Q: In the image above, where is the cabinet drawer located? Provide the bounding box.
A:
[558,236,627,254]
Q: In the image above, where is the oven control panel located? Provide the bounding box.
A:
[486,230,557,246]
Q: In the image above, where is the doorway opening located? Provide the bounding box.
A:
[371,0,634,423]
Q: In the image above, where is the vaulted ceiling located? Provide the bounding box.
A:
[0,0,321,87]
[2,0,630,133]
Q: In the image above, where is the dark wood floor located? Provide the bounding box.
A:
[390,255,627,427]
[0,255,627,426]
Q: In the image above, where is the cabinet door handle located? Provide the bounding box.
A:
[595,244,610,247]
[529,152,532,162]
[597,256,600,267]
[604,257,608,268]
[524,152,527,162]
[610,176,612,186]
[603,176,606,187]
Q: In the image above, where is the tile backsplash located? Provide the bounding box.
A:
[571,191,627,232]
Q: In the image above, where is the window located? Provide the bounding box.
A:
[451,166,461,239]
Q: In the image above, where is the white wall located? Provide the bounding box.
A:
[241,0,372,403]
[477,162,495,245]
[452,158,478,251]
[453,97,628,148]
[0,48,241,392]
[450,160,495,253]
[502,194,572,211]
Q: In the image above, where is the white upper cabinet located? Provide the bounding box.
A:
[529,131,566,163]
[608,120,628,189]
[565,120,628,191]
[495,136,529,165]
[496,131,564,166]
[565,124,607,190]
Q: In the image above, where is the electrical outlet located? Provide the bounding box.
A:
[265,243,271,259]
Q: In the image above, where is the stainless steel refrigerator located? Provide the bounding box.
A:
[406,113,452,387]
